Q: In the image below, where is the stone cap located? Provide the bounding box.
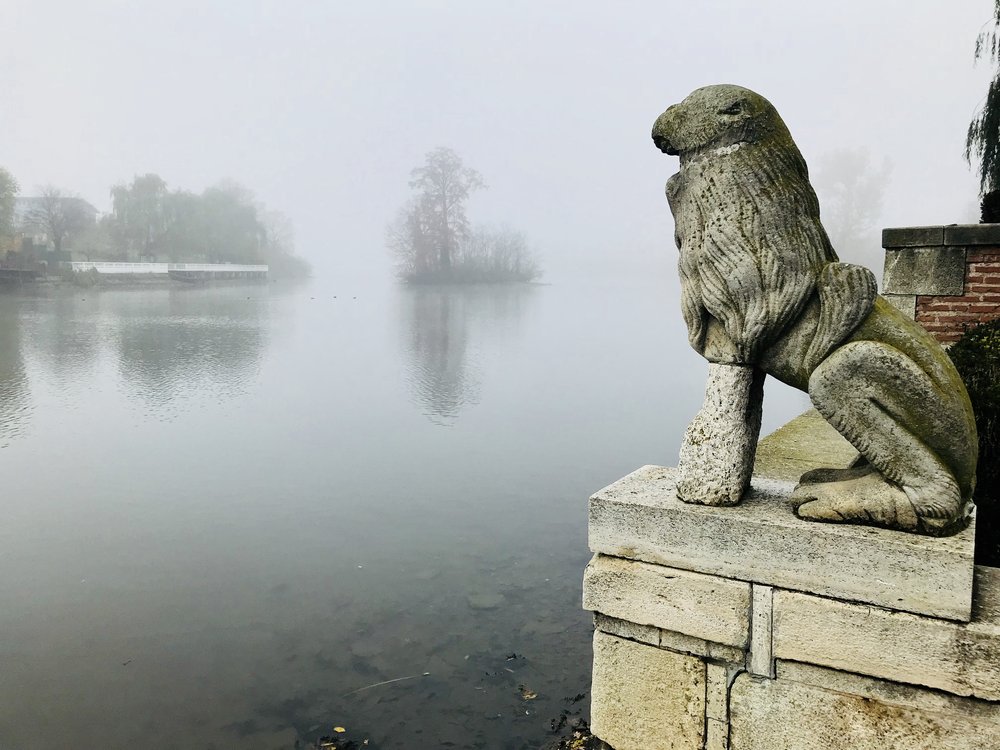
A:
[753,409,857,482]
[883,224,1000,248]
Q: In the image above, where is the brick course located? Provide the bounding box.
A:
[914,246,1000,343]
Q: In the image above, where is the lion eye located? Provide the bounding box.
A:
[719,102,743,115]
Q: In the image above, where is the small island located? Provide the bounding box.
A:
[387,147,541,284]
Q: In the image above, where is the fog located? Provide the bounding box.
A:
[2,1,992,284]
[0,3,995,747]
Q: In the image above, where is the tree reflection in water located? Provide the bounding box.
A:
[111,289,267,418]
[0,294,31,447]
[401,284,537,425]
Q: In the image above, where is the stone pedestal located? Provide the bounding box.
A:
[583,413,1000,750]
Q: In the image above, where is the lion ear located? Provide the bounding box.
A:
[805,262,878,371]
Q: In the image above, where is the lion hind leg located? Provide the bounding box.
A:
[793,341,969,536]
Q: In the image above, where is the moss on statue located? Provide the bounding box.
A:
[949,320,1000,567]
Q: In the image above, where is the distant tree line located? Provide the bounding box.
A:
[387,147,541,283]
[0,167,309,278]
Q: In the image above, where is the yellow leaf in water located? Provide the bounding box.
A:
[333,726,346,733]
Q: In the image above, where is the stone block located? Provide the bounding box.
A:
[882,226,945,248]
[749,585,774,678]
[772,566,1000,701]
[584,554,751,647]
[882,246,966,295]
[589,466,976,620]
[706,718,729,750]
[590,630,705,750]
[729,667,1000,749]
[882,293,917,319]
[944,223,1000,245]
[706,663,730,721]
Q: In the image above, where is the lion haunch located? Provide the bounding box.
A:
[652,84,977,536]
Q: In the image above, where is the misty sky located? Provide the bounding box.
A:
[1,1,993,282]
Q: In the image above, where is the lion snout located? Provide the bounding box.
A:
[652,108,680,155]
[652,133,678,155]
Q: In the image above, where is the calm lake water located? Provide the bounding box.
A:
[0,275,808,749]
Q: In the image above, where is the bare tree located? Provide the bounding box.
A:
[389,148,541,283]
[408,147,484,273]
[26,186,94,254]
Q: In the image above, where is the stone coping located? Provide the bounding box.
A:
[589,466,976,620]
[883,223,1000,247]
[752,409,857,483]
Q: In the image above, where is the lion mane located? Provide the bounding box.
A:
[653,85,873,366]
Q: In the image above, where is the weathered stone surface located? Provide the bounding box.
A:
[590,631,705,750]
[593,613,660,647]
[593,613,746,662]
[772,566,1000,700]
[775,660,1000,717]
[589,466,976,620]
[706,663,731,721]
[749,584,774,678]
[944,223,1000,245]
[882,246,966,295]
[729,667,1000,749]
[706,718,729,750]
[883,293,917,319]
[753,410,858,483]
[584,554,751,647]
[653,85,978,537]
[676,363,762,506]
[882,226,945,248]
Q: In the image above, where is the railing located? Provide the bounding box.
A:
[66,262,169,274]
[168,263,268,272]
[65,262,268,274]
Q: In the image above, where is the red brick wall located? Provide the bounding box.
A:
[915,248,1000,344]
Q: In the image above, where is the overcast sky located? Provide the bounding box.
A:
[1,1,994,282]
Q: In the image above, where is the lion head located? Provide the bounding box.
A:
[652,85,839,363]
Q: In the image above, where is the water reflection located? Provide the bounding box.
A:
[0,295,31,447]
[18,293,102,385]
[0,286,271,435]
[110,290,267,416]
[400,285,537,424]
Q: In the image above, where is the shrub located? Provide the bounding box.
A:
[949,319,1000,566]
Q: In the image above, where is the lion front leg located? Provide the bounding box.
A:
[676,363,764,506]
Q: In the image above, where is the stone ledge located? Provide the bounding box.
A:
[775,661,1000,718]
[883,224,1000,248]
[584,554,751,647]
[772,565,1000,701]
[882,226,945,247]
[945,223,1000,245]
[589,466,976,620]
[594,613,747,663]
[752,409,858,483]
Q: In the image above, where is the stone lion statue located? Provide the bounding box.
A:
[651,84,978,536]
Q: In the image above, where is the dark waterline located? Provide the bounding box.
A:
[0,277,808,748]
